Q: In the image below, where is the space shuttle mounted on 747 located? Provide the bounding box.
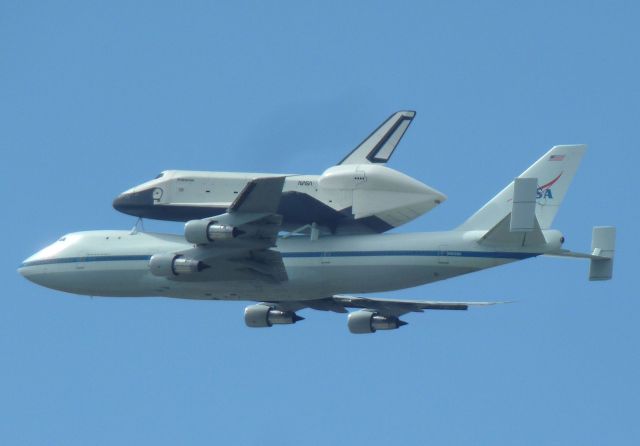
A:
[20,117,616,334]
[112,111,446,234]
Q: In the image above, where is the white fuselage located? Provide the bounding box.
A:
[112,164,446,234]
[19,229,563,301]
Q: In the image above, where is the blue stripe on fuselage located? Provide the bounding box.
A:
[281,250,537,259]
[20,255,153,267]
[20,250,538,268]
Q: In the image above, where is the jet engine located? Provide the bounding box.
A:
[347,310,407,334]
[244,304,304,328]
[149,253,209,277]
[184,220,243,245]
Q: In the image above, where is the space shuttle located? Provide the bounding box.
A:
[113,111,446,234]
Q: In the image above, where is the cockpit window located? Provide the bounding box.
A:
[58,237,66,242]
[155,173,165,179]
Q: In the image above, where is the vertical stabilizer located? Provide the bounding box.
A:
[339,111,415,165]
[458,145,586,231]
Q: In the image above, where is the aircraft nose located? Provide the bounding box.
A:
[112,188,156,216]
[18,261,69,292]
[18,263,30,279]
[18,261,46,287]
[18,265,35,282]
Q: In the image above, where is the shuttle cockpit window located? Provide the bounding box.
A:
[155,172,165,179]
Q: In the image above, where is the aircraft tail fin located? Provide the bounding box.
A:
[338,111,415,165]
[457,145,587,231]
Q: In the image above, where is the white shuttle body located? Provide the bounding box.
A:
[113,111,446,234]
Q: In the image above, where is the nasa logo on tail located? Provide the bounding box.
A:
[537,172,563,203]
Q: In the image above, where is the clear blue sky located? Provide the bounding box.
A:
[1,1,638,444]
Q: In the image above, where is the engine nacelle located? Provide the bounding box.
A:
[149,253,208,277]
[184,219,242,245]
[347,310,407,334]
[244,304,304,328]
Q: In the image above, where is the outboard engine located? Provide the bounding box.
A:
[347,310,407,334]
[244,304,304,327]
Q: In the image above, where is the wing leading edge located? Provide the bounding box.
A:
[255,295,507,334]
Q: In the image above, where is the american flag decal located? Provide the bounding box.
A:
[549,154,565,161]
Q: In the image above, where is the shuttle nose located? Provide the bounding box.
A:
[112,188,156,217]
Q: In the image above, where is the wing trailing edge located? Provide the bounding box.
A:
[268,295,508,317]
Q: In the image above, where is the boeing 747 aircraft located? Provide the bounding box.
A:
[19,144,615,334]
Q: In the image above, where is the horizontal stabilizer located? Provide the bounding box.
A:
[339,111,415,165]
[544,226,616,281]
[545,250,608,260]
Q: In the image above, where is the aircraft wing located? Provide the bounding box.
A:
[338,111,415,165]
[267,295,508,316]
[177,176,289,282]
[228,176,285,214]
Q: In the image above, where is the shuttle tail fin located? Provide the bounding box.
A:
[338,111,415,165]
